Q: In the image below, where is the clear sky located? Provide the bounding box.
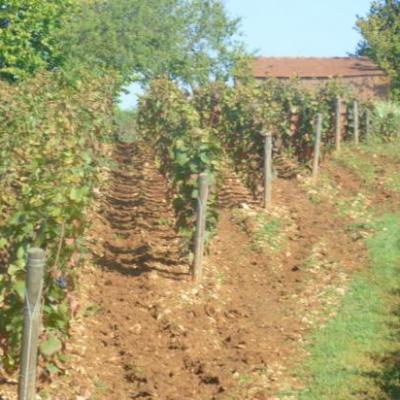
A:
[225,0,371,57]
[119,0,372,109]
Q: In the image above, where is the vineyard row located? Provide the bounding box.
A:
[137,77,397,254]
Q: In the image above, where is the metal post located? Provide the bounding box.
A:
[366,109,371,143]
[335,96,342,152]
[354,100,359,145]
[192,174,209,285]
[312,114,323,181]
[263,132,273,208]
[18,248,46,400]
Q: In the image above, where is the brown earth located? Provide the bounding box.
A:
[325,149,400,213]
[0,142,375,400]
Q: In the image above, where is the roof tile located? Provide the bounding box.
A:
[252,57,387,78]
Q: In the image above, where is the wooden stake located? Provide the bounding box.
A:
[192,173,209,285]
[312,114,323,181]
[335,96,342,152]
[354,100,359,145]
[366,109,371,143]
[18,248,46,400]
[263,132,273,208]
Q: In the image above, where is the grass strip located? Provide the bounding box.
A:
[287,214,400,400]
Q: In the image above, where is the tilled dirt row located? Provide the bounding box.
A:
[218,163,258,209]
[46,142,369,400]
[98,142,184,275]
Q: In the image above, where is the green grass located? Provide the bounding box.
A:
[334,141,400,196]
[252,215,284,252]
[336,192,372,222]
[361,141,400,162]
[285,214,400,400]
[232,209,287,254]
[334,146,377,185]
[383,172,400,194]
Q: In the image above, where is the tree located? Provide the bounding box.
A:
[356,0,400,97]
[166,0,242,87]
[0,0,76,81]
[59,0,242,87]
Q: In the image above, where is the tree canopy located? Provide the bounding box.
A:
[59,0,241,87]
[0,0,77,81]
[0,0,242,87]
[356,0,400,97]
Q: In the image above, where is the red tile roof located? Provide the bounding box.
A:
[252,57,387,79]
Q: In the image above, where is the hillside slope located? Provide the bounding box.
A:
[2,141,399,400]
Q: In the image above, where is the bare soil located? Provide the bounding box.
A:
[0,143,373,400]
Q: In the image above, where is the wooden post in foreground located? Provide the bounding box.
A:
[192,173,209,285]
[263,132,273,208]
[335,96,342,152]
[18,248,46,400]
[365,109,371,143]
[354,100,359,145]
[312,114,323,181]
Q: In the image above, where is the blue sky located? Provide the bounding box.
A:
[119,0,372,109]
[225,0,371,57]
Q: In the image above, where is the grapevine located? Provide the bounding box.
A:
[0,70,116,372]
[137,79,222,250]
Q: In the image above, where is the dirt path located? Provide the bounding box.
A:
[49,142,195,399]
[45,143,369,400]
[207,177,368,396]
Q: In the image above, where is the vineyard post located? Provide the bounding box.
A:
[262,132,273,208]
[335,96,341,151]
[192,173,209,285]
[18,248,46,400]
[354,100,359,145]
[312,113,323,181]
[366,109,371,143]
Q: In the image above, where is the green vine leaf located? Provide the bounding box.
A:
[40,335,62,358]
